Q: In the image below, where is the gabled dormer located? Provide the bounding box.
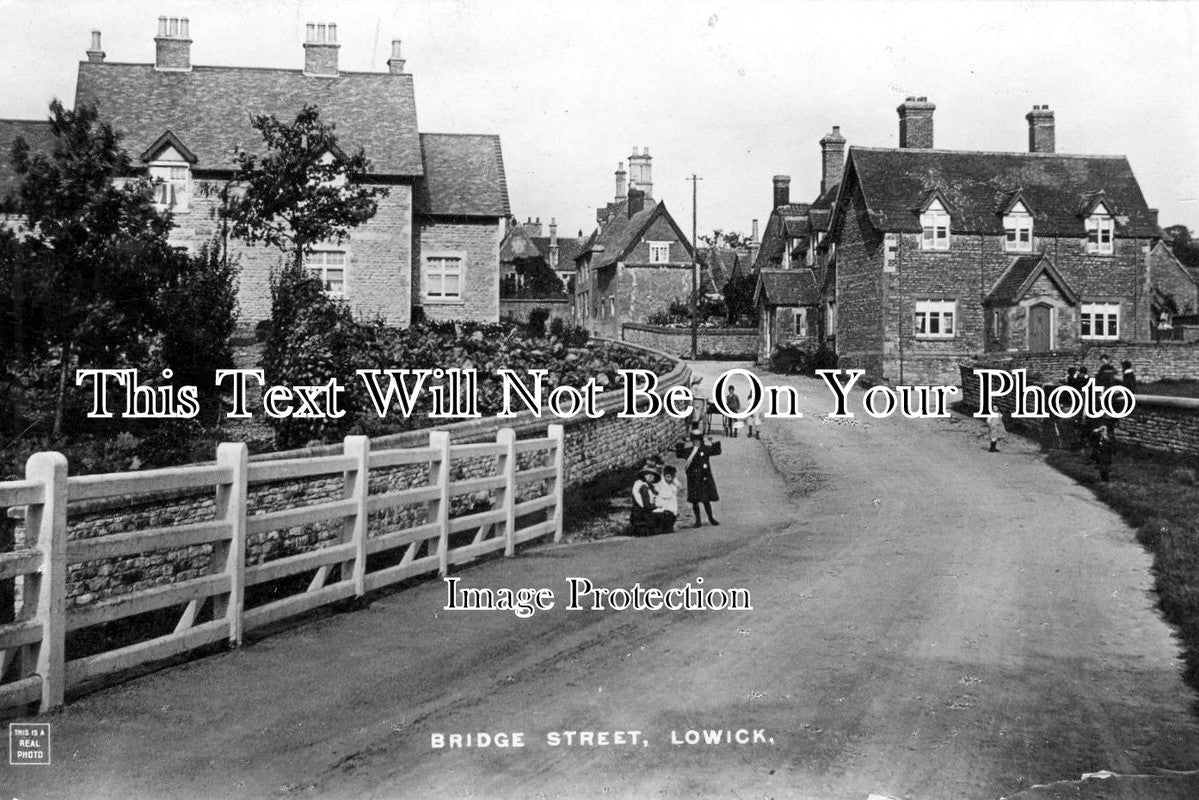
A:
[140,130,197,212]
[1080,195,1115,255]
[998,192,1034,253]
[917,190,953,251]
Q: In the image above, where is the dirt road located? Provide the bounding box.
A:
[6,363,1199,799]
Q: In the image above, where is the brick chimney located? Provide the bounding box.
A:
[387,40,405,74]
[897,96,935,148]
[627,188,646,218]
[154,16,191,71]
[523,217,543,237]
[628,147,653,198]
[304,23,340,77]
[549,218,559,269]
[86,30,105,63]
[820,126,846,195]
[614,162,627,202]
[748,219,760,264]
[1026,104,1055,154]
[773,175,791,208]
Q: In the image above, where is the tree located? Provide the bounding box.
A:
[11,100,187,440]
[158,239,239,423]
[699,229,751,250]
[225,104,387,271]
[1165,224,1199,271]
[723,271,757,325]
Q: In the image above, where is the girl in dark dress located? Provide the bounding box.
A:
[675,426,721,527]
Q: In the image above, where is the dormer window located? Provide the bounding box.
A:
[1003,202,1033,252]
[149,161,190,212]
[920,199,950,251]
[1085,205,1114,254]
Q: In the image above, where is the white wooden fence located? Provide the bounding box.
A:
[0,425,565,714]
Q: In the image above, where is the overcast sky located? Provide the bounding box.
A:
[2,0,1197,241]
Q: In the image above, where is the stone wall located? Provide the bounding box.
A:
[964,342,1199,385]
[23,343,690,610]
[499,298,572,326]
[958,363,1199,458]
[622,323,758,360]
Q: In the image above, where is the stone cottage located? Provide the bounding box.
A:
[1,18,509,328]
[826,99,1161,385]
[573,149,695,338]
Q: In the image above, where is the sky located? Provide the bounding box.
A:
[1,0,1197,241]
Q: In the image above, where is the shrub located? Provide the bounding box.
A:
[770,344,808,374]
[526,307,550,338]
[548,317,567,340]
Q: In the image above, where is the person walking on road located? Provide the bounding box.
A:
[1121,360,1137,393]
[676,425,721,527]
[722,385,742,437]
[986,410,1005,453]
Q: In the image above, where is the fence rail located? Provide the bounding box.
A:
[0,425,564,715]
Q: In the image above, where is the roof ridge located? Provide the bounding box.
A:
[80,61,407,79]
[420,131,500,139]
[850,145,1128,161]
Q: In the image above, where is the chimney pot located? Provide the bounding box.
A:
[304,21,341,77]
[820,126,846,195]
[155,14,192,71]
[773,175,791,208]
[87,30,105,62]
[897,96,935,148]
[1026,104,1056,154]
[387,39,406,73]
[751,218,760,243]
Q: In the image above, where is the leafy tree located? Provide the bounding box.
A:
[1165,224,1199,271]
[501,256,566,298]
[698,229,751,249]
[10,100,187,440]
[225,104,387,271]
[722,271,758,325]
[260,263,362,448]
[158,239,239,423]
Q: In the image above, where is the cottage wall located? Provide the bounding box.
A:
[834,190,886,379]
[413,216,502,324]
[165,178,414,327]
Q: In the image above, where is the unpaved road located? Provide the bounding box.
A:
[6,363,1199,799]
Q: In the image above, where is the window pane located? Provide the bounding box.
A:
[943,312,954,334]
[1081,316,1091,336]
[444,274,461,296]
[929,315,940,334]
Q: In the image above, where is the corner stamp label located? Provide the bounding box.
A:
[9,722,50,765]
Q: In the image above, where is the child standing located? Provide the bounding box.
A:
[653,466,679,531]
[986,410,1005,453]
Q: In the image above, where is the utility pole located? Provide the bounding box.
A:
[687,173,703,360]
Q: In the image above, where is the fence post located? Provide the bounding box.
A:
[25,451,66,712]
[214,443,248,648]
[497,429,517,557]
[430,431,451,577]
[548,424,565,542]
[343,436,370,597]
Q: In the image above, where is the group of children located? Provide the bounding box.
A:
[629,455,680,536]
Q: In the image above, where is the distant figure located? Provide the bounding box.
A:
[676,425,721,527]
[1091,423,1115,482]
[723,386,742,437]
[1095,353,1118,387]
[746,406,763,439]
[1065,366,1082,390]
[1121,360,1137,393]
[986,410,1005,453]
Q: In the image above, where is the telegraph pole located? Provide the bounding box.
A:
[687,173,703,359]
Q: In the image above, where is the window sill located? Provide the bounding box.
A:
[423,297,465,306]
[914,335,956,340]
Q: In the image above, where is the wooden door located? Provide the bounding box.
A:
[1029,304,1052,352]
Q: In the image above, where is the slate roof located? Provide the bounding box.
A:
[755,268,820,307]
[583,197,693,269]
[414,133,508,217]
[985,253,1078,306]
[500,227,585,267]
[754,203,811,271]
[701,247,739,289]
[75,62,424,176]
[838,147,1158,238]
[0,119,55,204]
[808,182,839,232]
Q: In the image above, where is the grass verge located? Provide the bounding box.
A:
[1044,444,1199,697]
